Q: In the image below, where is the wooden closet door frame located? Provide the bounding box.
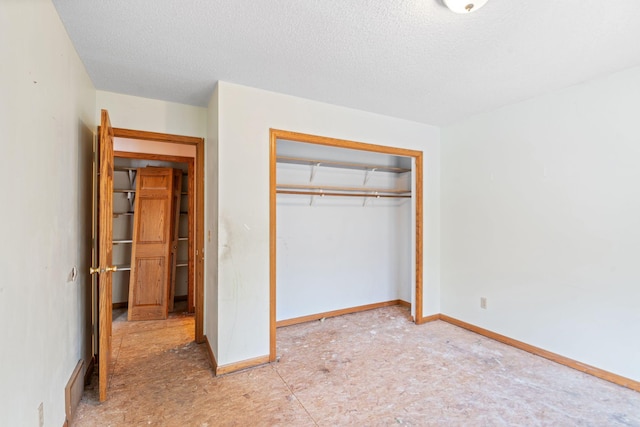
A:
[112,128,205,343]
[269,129,425,362]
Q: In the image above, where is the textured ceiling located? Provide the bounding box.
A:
[52,0,640,125]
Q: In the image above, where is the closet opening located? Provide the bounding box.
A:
[111,153,194,318]
[269,129,424,361]
[106,128,205,338]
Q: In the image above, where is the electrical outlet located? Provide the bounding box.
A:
[38,402,44,427]
[480,297,487,309]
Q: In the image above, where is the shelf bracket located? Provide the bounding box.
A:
[362,191,380,207]
[127,169,137,211]
[363,168,377,186]
[310,162,321,183]
[126,190,135,211]
[310,189,324,206]
[127,169,137,188]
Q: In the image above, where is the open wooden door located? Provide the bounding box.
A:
[97,109,115,402]
[128,168,176,321]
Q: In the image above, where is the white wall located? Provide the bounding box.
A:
[213,82,440,365]
[441,65,640,381]
[205,85,220,357]
[0,0,96,425]
[276,163,412,320]
[96,91,207,137]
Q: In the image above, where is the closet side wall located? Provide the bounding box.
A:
[205,85,220,358]
[215,81,440,366]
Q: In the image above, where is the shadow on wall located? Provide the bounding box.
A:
[77,120,95,374]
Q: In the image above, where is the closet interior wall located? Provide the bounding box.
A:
[112,157,191,308]
[276,141,412,322]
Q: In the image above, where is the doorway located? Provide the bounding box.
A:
[93,115,205,401]
[110,127,205,339]
[269,129,424,361]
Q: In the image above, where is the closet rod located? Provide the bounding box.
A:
[277,190,410,198]
[277,183,411,194]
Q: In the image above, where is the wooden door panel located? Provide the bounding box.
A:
[139,174,170,191]
[128,168,174,321]
[132,258,165,304]
[98,109,114,402]
[130,257,166,319]
[138,198,168,243]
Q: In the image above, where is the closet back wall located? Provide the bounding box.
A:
[276,164,412,321]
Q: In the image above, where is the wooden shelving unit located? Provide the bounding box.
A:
[111,164,190,309]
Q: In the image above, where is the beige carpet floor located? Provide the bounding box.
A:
[73,305,640,426]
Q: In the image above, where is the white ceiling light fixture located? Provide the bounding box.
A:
[442,0,489,13]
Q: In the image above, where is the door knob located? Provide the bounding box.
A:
[105,265,118,273]
[90,267,101,275]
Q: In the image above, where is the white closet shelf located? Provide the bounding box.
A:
[113,212,135,217]
[277,183,411,194]
[113,238,187,244]
[113,239,133,244]
[277,190,410,199]
[114,189,136,193]
[276,156,410,173]
[115,263,187,271]
[115,167,188,176]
